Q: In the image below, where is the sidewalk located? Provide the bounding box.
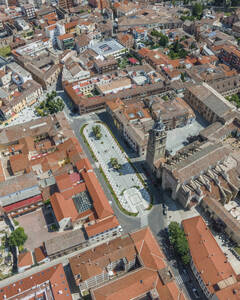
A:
[164,194,199,226]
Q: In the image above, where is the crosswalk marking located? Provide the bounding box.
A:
[175,275,184,287]
[175,273,189,287]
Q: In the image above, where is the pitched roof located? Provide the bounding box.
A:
[18,251,33,268]
[44,229,86,256]
[69,234,137,280]
[70,226,186,300]
[81,169,113,219]
[75,157,92,172]
[0,264,72,299]
[55,173,73,192]
[9,153,30,174]
[182,216,237,295]
[58,33,74,41]
[34,246,47,263]
[92,268,159,300]
[130,227,166,270]
[85,216,119,238]
[50,192,79,222]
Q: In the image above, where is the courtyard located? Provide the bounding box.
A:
[83,122,151,216]
[17,208,59,251]
[166,115,207,155]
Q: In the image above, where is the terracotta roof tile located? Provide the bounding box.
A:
[81,169,113,219]
[85,216,119,238]
[34,246,47,263]
[18,251,33,268]
[9,153,30,174]
[0,264,72,299]
[51,192,79,222]
[182,216,237,295]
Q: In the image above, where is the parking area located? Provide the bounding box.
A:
[83,122,150,216]
[17,208,59,251]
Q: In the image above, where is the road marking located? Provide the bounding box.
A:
[175,275,184,287]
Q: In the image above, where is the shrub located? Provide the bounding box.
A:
[9,227,27,248]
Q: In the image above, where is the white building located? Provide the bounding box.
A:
[90,39,127,59]
[45,23,65,46]
[7,62,32,85]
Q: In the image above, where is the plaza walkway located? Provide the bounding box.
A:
[83,123,150,216]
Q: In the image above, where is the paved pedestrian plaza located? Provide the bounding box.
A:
[83,122,150,216]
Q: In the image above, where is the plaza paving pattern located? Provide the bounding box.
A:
[83,122,150,216]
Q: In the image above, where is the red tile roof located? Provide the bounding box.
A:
[55,173,73,192]
[0,264,72,299]
[3,194,42,212]
[61,182,86,200]
[76,157,92,172]
[51,192,79,222]
[34,246,47,263]
[85,216,119,237]
[182,216,237,296]
[81,169,113,219]
[130,227,166,270]
[65,20,78,30]
[9,153,30,174]
[58,33,74,41]
[0,160,5,182]
[92,268,159,300]
[90,227,186,300]
[18,251,33,268]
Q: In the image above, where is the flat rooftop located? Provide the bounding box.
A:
[90,39,125,57]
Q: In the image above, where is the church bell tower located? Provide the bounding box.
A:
[146,116,167,172]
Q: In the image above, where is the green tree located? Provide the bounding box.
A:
[179,48,188,58]
[230,94,239,102]
[168,221,183,244]
[9,227,27,248]
[51,90,57,98]
[192,3,203,19]
[159,34,169,47]
[92,125,102,139]
[151,29,161,37]
[226,94,240,108]
[182,253,191,265]
[110,157,121,170]
[173,40,180,53]
[162,95,168,101]
[168,221,190,265]
[181,73,186,82]
[35,96,64,116]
